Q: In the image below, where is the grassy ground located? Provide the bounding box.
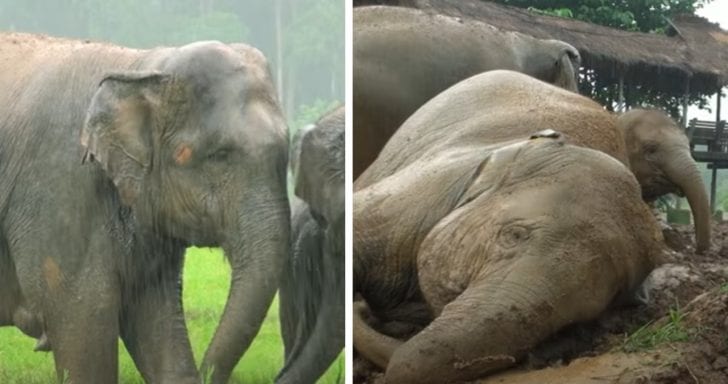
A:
[0,247,344,383]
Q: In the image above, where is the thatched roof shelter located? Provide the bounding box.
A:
[355,0,728,96]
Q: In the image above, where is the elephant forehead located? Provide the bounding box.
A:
[495,145,640,208]
[166,43,244,76]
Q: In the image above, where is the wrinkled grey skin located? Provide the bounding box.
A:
[0,33,289,384]
[353,5,581,178]
[278,106,345,384]
[618,109,711,253]
[354,71,662,383]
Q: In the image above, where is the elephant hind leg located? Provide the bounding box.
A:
[353,299,403,370]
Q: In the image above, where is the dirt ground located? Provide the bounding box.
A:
[354,221,728,383]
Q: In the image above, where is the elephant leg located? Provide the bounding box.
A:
[120,251,198,384]
[353,300,402,370]
[46,282,120,383]
[281,208,325,362]
[278,254,299,360]
[277,261,343,383]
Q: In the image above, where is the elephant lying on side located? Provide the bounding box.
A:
[353,5,581,178]
[357,68,711,253]
[0,33,289,383]
[278,106,345,384]
[353,70,664,383]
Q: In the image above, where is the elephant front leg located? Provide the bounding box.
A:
[45,284,120,383]
[120,256,198,384]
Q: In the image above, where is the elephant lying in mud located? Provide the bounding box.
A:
[0,33,289,383]
[278,106,345,384]
[353,5,581,177]
[353,70,665,383]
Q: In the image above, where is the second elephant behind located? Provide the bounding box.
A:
[278,106,345,384]
[353,5,581,177]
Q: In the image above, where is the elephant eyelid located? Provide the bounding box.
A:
[497,224,532,248]
[643,142,659,154]
[207,147,234,161]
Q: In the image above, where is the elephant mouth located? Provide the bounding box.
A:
[642,178,681,201]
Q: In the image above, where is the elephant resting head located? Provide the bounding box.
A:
[80,42,290,383]
[384,137,662,383]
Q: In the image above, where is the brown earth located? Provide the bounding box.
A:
[355,221,728,383]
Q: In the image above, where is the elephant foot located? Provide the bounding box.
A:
[34,333,51,352]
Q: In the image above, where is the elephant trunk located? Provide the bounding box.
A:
[664,149,711,253]
[555,49,579,92]
[386,270,615,384]
[276,218,344,384]
[201,183,290,384]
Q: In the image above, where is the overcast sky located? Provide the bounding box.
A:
[688,0,727,120]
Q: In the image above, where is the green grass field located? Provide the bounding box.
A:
[0,247,344,383]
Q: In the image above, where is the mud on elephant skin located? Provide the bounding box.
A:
[278,106,345,384]
[353,5,580,178]
[0,33,289,383]
[353,71,665,383]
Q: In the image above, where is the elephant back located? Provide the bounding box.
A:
[357,70,627,188]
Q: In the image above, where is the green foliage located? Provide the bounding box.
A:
[623,306,691,352]
[720,281,728,293]
[528,6,574,18]
[497,0,712,32]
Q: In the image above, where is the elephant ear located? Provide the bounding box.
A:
[81,72,169,206]
[294,108,345,226]
[550,43,580,92]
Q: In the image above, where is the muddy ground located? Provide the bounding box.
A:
[355,221,728,383]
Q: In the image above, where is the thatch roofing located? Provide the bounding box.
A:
[355,0,728,96]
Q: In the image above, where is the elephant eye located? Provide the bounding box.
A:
[643,142,658,155]
[207,148,232,162]
[498,225,531,248]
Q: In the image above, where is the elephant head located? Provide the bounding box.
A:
[277,106,345,384]
[80,42,290,383]
[618,109,711,253]
[295,105,345,229]
[361,137,662,383]
[522,39,581,92]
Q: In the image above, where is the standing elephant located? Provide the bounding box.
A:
[618,109,711,252]
[353,70,664,383]
[0,33,289,383]
[353,5,581,177]
[278,106,345,384]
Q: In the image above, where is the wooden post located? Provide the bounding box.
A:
[717,87,722,129]
[711,165,717,213]
[617,74,625,112]
[681,76,691,129]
